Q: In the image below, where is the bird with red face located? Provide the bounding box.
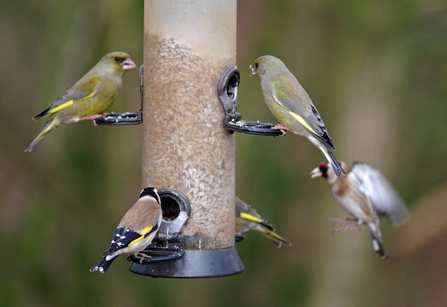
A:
[90,187,162,273]
[310,161,410,259]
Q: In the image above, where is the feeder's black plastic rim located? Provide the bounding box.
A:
[218,67,240,115]
[95,65,144,126]
[130,239,186,264]
[131,248,185,264]
[94,111,143,125]
[224,116,283,136]
[235,234,245,242]
[158,188,191,217]
[130,246,244,278]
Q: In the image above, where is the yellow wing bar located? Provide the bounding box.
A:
[49,92,95,114]
[239,212,263,224]
[129,226,153,246]
[273,95,315,133]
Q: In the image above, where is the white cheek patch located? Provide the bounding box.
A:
[250,65,257,75]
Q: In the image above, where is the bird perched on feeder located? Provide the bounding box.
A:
[251,55,345,176]
[235,197,291,248]
[25,51,137,152]
[90,187,163,273]
[310,161,410,259]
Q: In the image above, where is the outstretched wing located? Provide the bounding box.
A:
[352,162,410,226]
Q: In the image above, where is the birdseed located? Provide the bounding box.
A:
[142,35,235,249]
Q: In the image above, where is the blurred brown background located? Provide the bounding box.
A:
[1,0,447,306]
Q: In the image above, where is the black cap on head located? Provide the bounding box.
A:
[139,187,160,204]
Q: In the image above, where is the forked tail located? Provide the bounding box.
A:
[90,257,116,274]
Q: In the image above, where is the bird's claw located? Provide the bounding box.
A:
[137,252,152,264]
[78,113,107,127]
[271,124,292,136]
[333,224,362,232]
[330,217,358,224]
[330,217,361,232]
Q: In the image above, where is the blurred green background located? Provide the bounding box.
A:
[2,0,447,306]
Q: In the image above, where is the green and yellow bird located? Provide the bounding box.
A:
[25,51,137,152]
[235,197,291,248]
[251,55,345,176]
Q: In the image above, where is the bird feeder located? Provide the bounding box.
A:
[129,0,244,278]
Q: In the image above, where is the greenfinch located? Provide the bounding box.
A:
[310,161,410,259]
[251,55,345,176]
[236,197,291,248]
[25,52,137,152]
[90,187,162,273]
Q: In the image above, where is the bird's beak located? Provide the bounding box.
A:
[122,58,138,70]
[250,65,257,75]
[310,167,322,179]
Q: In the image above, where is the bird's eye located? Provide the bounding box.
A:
[255,63,259,69]
[114,57,122,62]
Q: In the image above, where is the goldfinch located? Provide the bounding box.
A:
[310,161,410,259]
[90,187,162,273]
[26,51,137,152]
[251,55,345,176]
[236,197,291,248]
